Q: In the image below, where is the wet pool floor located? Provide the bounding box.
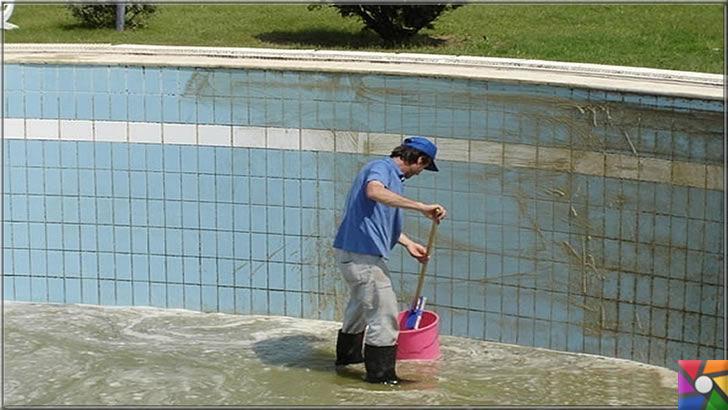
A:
[2,301,677,406]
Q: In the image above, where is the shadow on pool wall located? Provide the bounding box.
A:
[2,45,724,372]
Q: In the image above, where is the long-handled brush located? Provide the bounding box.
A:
[404,211,439,330]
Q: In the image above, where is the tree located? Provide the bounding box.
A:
[317,4,462,44]
[67,3,158,29]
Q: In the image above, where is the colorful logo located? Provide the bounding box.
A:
[678,360,728,410]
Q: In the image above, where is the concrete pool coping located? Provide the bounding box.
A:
[4,43,724,100]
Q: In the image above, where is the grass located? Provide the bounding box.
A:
[3,4,724,73]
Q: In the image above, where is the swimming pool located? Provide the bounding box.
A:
[2,44,724,376]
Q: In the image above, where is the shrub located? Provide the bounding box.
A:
[312,4,462,44]
[67,3,158,29]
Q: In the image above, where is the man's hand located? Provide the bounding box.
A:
[420,204,447,223]
[406,242,429,264]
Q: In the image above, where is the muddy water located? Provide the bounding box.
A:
[3,302,676,406]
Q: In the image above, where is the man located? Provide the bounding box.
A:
[332,136,447,384]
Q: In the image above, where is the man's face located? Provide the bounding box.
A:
[404,156,431,179]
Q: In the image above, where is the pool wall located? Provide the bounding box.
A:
[2,44,724,371]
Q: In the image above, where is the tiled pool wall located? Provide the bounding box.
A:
[2,63,724,371]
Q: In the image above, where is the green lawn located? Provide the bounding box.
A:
[4,4,724,73]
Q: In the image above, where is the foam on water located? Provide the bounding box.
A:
[3,301,677,406]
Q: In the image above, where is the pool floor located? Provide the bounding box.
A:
[2,301,677,406]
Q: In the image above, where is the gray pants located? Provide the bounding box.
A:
[335,248,400,347]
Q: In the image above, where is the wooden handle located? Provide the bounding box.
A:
[411,213,439,308]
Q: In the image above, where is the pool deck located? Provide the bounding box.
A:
[4,43,724,100]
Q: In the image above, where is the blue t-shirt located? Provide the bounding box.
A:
[333,157,404,259]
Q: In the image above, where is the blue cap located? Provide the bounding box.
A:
[403,136,438,172]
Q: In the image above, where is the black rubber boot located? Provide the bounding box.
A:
[335,329,365,366]
[364,344,400,384]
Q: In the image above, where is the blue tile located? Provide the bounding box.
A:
[78,250,97,278]
[162,95,180,122]
[217,230,233,258]
[63,278,81,303]
[651,274,670,306]
[97,280,114,304]
[218,286,235,314]
[110,94,127,120]
[96,197,114,224]
[268,261,284,290]
[181,201,199,229]
[164,173,182,200]
[166,256,183,283]
[113,225,130,252]
[25,92,42,118]
[72,67,93,92]
[45,196,63,222]
[217,258,234,286]
[5,65,23,90]
[183,256,200,284]
[146,227,164,255]
[653,215,671,246]
[184,285,202,310]
[705,191,724,222]
[115,281,132,306]
[128,171,146,198]
[234,288,251,314]
[109,143,129,169]
[11,221,29,248]
[214,97,232,124]
[201,284,218,311]
[110,197,130,225]
[133,282,150,306]
[266,206,284,235]
[667,310,683,340]
[130,254,149,282]
[61,249,80,277]
[5,90,24,117]
[129,199,147,226]
[667,279,686,311]
[251,261,267,288]
[92,94,111,120]
[30,277,48,302]
[179,97,196,122]
[26,168,44,195]
[14,276,31,301]
[145,200,164,228]
[59,169,80,196]
[164,200,182,228]
[216,175,233,203]
[98,251,116,279]
[148,255,165,282]
[165,228,183,256]
[197,97,214,125]
[233,232,250,260]
[46,251,63,277]
[75,93,93,119]
[42,93,60,118]
[46,223,63,249]
[29,249,47,275]
[145,144,163,172]
[81,279,99,305]
[669,249,686,280]
[162,145,181,173]
[61,224,80,250]
[199,230,216,258]
[144,95,162,122]
[198,175,215,202]
[251,289,268,314]
[151,283,167,308]
[194,202,215,231]
[705,221,723,254]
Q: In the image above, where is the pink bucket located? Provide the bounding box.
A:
[396,310,441,360]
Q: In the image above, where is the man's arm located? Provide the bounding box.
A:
[366,180,446,221]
